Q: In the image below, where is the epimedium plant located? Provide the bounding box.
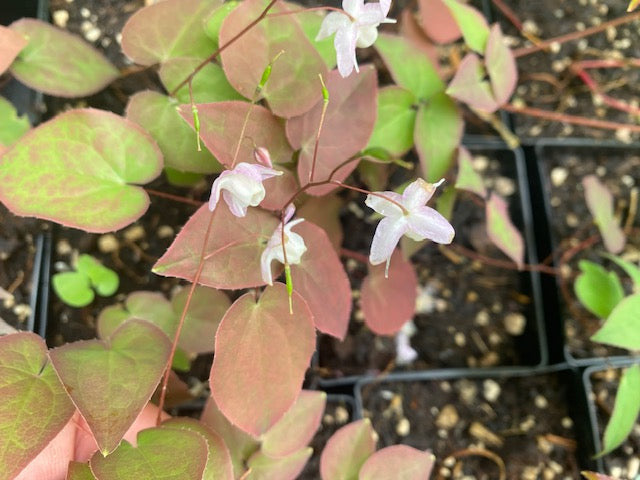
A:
[0,0,529,478]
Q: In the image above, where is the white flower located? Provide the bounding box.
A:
[316,0,396,77]
[261,205,307,285]
[208,162,282,217]
[395,320,418,366]
[365,178,455,275]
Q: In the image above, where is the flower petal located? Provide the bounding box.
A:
[343,0,363,17]
[316,11,350,40]
[407,206,455,244]
[401,178,442,209]
[369,216,408,265]
[356,25,378,48]
[365,191,404,217]
[335,23,358,77]
[223,189,249,217]
[260,247,276,285]
[358,3,385,25]
[379,0,392,17]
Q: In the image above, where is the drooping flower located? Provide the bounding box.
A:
[208,161,282,217]
[365,178,455,275]
[316,0,396,78]
[261,205,307,285]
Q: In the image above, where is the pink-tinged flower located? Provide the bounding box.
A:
[261,205,307,285]
[365,178,455,275]
[316,0,396,78]
[208,162,282,217]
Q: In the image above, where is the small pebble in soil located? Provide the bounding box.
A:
[494,177,515,197]
[157,225,174,239]
[483,379,501,402]
[550,167,568,187]
[457,380,477,404]
[395,417,410,436]
[56,239,72,256]
[534,395,548,409]
[522,465,540,480]
[13,304,31,321]
[80,7,90,17]
[504,312,526,336]
[469,421,503,447]
[616,128,633,144]
[472,155,489,172]
[628,457,640,478]
[98,234,118,253]
[475,310,489,326]
[453,332,466,347]
[537,435,553,455]
[565,213,579,228]
[438,467,451,478]
[561,417,573,429]
[85,27,101,42]
[519,415,536,432]
[322,414,334,426]
[124,225,145,242]
[53,9,69,27]
[334,406,349,424]
[435,405,458,430]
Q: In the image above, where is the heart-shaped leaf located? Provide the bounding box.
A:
[486,193,524,268]
[179,101,294,167]
[210,283,315,437]
[359,445,435,479]
[290,221,352,339]
[414,92,463,182]
[121,0,218,66]
[0,333,75,480]
[203,2,239,48]
[161,418,234,480]
[485,24,517,105]
[0,25,28,75]
[297,195,344,252]
[320,419,377,480]
[261,390,326,458]
[375,33,444,100]
[367,86,417,156]
[418,0,461,44]
[599,365,640,456]
[288,67,377,196]
[592,293,640,351]
[159,58,243,104]
[76,254,119,296]
[90,427,208,479]
[246,447,313,480]
[442,0,490,53]
[583,175,625,254]
[0,108,163,233]
[0,97,30,148]
[52,271,94,307]
[294,8,337,69]
[455,146,486,197]
[361,250,418,336]
[153,203,279,289]
[98,292,175,340]
[126,91,222,174]
[219,0,327,118]
[49,320,171,455]
[9,19,118,97]
[201,395,260,478]
[575,260,624,319]
[446,53,498,112]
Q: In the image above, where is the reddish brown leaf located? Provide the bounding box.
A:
[418,0,461,44]
[153,204,279,290]
[359,445,435,479]
[297,195,344,252]
[583,175,625,254]
[210,284,315,437]
[485,24,517,106]
[290,221,352,340]
[287,66,378,196]
[446,53,499,112]
[361,250,418,336]
[0,25,28,75]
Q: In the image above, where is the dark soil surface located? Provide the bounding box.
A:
[317,149,543,381]
[361,374,580,479]
[590,367,640,477]
[498,0,640,141]
[540,145,638,360]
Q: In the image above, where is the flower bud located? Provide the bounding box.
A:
[254,147,273,168]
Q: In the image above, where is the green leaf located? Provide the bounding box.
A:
[599,365,640,456]
[374,33,444,100]
[436,185,457,221]
[52,271,94,307]
[442,0,490,53]
[121,0,219,66]
[203,1,240,48]
[76,254,119,296]
[126,90,222,174]
[0,25,28,75]
[367,87,417,156]
[0,109,163,233]
[294,7,337,69]
[485,193,524,268]
[0,333,76,480]
[414,92,463,182]
[583,175,625,254]
[320,419,376,480]
[0,96,30,147]
[49,320,172,455]
[90,427,209,479]
[67,462,97,480]
[455,146,486,197]
[165,167,206,187]
[9,19,118,97]
[574,260,624,319]
[592,294,640,351]
[246,447,313,480]
[485,24,517,105]
[159,57,243,104]
[602,252,640,290]
[359,445,435,480]
[446,53,498,112]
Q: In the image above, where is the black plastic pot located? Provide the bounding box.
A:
[583,359,640,475]
[355,363,597,473]
[534,139,640,366]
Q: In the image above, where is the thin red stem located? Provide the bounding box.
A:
[145,188,202,207]
[448,244,559,276]
[491,0,522,31]
[570,64,640,115]
[266,6,354,21]
[340,248,369,264]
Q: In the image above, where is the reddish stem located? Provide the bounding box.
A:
[448,244,559,276]
[145,188,202,207]
[575,58,640,69]
[340,248,369,265]
[491,0,522,31]
[570,64,640,116]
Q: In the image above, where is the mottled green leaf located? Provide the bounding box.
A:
[442,0,490,53]
[583,175,625,254]
[485,24,517,105]
[0,25,28,75]
[599,365,640,456]
[320,419,376,480]
[0,109,163,232]
[446,53,498,112]
[9,19,118,97]
[49,320,171,455]
[90,427,208,479]
[592,294,640,351]
[246,447,312,480]
[203,1,240,48]
[0,333,75,480]
[67,462,97,480]
[121,0,219,66]
[294,8,337,69]
[367,87,417,156]
[485,193,524,268]
[455,146,486,197]
[375,33,444,100]
[414,92,463,182]
[0,96,30,147]
[574,260,624,319]
[126,90,222,174]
